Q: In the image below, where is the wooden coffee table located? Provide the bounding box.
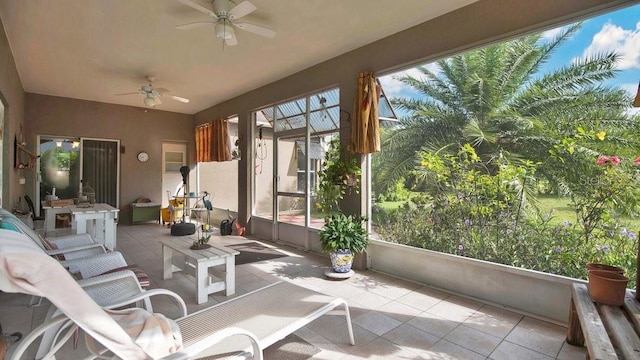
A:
[160,237,239,304]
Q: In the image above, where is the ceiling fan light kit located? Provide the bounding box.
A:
[115,76,189,108]
[177,0,276,46]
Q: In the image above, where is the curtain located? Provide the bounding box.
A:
[81,139,118,207]
[195,119,232,162]
[195,123,212,162]
[350,72,381,154]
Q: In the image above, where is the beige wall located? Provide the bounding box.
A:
[195,0,635,229]
[0,15,26,211]
[25,94,194,224]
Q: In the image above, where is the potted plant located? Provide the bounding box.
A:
[319,212,369,273]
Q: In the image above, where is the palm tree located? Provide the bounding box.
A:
[373,23,637,196]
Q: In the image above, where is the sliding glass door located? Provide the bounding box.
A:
[38,136,120,214]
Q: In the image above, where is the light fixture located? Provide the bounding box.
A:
[633,80,640,107]
[55,140,62,147]
[72,141,79,148]
[215,21,234,40]
[144,95,156,107]
[319,96,327,120]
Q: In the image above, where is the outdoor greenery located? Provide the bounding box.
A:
[315,137,361,217]
[372,23,640,284]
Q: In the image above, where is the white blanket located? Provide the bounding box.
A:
[0,229,182,359]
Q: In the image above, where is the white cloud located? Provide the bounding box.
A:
[620,82,639,97]
[583,21,640,69]
[379,64,440,98]
[541,26,565,40]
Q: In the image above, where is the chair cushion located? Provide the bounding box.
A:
[101,265,150,289]
[40,238,66,261]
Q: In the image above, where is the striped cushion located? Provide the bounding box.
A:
[101,265,150,289]
[41,238,65,261]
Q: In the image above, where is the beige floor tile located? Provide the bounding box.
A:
[504,317,565,357]
[426,339,487,360]
[395,286,450,312]
[426,296,481,323]
[489,340,554,360]
[444,325,502,356]
[407,311,460,338]
[377,299,424,323]
[463,304,523,339]
[344,336,428,359]
[382,323,441,353]
[555,342,587,360]
[352,310,403,336]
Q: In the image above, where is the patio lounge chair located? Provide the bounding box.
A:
[0,230,355,359]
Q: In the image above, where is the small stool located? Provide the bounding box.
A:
[56,214,70,228]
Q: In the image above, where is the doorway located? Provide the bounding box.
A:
[161,142,187,208]
[37,136,120,215]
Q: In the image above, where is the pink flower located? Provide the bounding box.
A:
[610,156,620,166]
[597,156,608,166]
[634,156,640,165]
[596,156,620,166]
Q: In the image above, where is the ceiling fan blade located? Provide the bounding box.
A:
[114,92,142,96]
[155,88,170,93]
[225,32,238,46]
[233,22,275,38]
[176,21,214,30]
[170,95,190,103]
[154,96,163,105]
[177,0,218,19]
[228,1,256,19]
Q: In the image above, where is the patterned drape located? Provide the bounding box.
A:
[195,119,232,162]
[350,72,381,154]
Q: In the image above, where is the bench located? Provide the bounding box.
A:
[567,283,640,359]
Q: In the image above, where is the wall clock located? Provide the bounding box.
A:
[137,151,149,163]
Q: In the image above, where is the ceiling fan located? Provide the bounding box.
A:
[115,76,189,108]
[177,0,276,46]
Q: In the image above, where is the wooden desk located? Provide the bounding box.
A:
[160,237,239,304]
[68,204,119,251]
[567,283,640,359]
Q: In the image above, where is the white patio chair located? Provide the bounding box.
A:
[1,229,355,360]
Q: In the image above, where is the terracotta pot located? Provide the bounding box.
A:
[588,269,629,306]
[586,263,624,275]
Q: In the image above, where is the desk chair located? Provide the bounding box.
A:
[24,194,45,231]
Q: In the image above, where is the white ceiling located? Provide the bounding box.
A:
[0,0,477,114]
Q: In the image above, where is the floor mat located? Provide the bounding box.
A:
[226,242,288,265]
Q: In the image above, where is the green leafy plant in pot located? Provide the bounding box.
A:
[315,137,361,218]
[319,212,369,273]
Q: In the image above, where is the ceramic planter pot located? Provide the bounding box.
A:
[329,250,354,273]
[588,269,629,306]
[586,262,624,274]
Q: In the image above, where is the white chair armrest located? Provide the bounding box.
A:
[60,251,127,277]
[46,233,95,248]
[45,243,106,259]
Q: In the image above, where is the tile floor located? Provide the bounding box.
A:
[0,222,587,359]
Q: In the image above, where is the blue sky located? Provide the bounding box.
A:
[380,4,640,115]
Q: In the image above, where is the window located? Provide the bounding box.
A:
[372,5,640,282]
